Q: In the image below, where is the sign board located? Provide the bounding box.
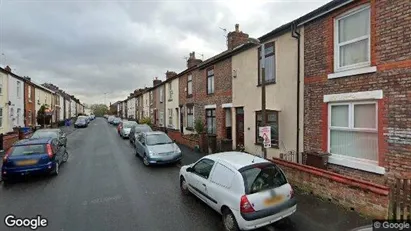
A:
[259,126,271,148]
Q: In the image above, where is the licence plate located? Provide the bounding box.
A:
[264,195,284,206]
[16,160,38,166]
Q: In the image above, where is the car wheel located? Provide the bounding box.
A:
[52,162,59,176]
[222,209,240,231]
[180,177,190,195]
[62,151,69,163]
[143,154,150,166]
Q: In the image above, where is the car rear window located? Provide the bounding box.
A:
[31,131,58,139]
[136,126,152,133]
[10,145,46,156]
[240,164,287,195]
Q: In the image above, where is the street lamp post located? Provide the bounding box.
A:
[248,38,267,159]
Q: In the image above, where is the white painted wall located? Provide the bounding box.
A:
[59,95,64,121]
[8,76,24,128]
[70,100,76,117]
[65,99,70,119]
[127,97,136,119]
[165,79,179,129]
[143,92,150,118]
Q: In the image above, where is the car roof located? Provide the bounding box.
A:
[15,137,53,146]
[204,152,269,170]
[34,128,60,132]
[145,131,165,135]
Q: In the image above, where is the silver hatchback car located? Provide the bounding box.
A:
[135,131,182,166]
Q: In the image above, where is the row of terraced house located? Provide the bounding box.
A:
[0,65,85,135]
[111,0,410,219]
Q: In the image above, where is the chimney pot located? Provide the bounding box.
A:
[235,24,239,32]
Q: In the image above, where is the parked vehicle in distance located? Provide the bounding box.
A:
[112,117,121,126]
[104,114,108,119]
[78,115,90,124]
[119,121,138,138]
[135,131,181,166]
[31,129,67,148]
[108,116,115,124]
[1,137,69,183]
[74,117,88,128]
[129,124,153,146]
[179,152,296,231]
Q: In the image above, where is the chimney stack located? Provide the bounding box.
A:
[187,52,203,68]
[227,23,249,50]
[153,77,162,87]
[4,66,11,72]
[166,71,177,80]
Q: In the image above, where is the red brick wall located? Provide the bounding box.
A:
[195,58,232,150]
[303,0,411,185]
[24,83,36,126]
[167,129,198,150]
[273,158,389,219]
[3,133,19,151]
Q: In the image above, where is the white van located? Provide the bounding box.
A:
[179,152,296,231]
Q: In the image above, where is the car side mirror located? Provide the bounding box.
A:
[173,139,176,143]
[186,167,193,172]
[59,142,65,146]
[141,141,145,146]
[61,134,66,138]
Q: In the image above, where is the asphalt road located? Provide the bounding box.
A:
[0,118,369,231]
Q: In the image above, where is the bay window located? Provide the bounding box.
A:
[329,102,378,163]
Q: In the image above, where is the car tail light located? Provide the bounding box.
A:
[46,144,53,159]
[2,147,13,163]
[240,195,255,213]
[290,187,295,199]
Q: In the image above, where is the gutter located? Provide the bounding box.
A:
[291,23,301,163]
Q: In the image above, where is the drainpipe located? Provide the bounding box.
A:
[291,22,301,163]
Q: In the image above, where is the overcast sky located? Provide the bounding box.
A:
[0,0,329,105]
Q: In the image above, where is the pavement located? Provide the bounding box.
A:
[0,118,371,231]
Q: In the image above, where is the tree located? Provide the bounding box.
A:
[37,104,52,127]
[90,104,109,117]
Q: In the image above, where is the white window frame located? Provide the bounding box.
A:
[187,75,193,95]
[327,101,384,174]
[0,107,3,128]
[160,86,163,103]
[168,82,173,100]
[334,4,371,73]
[168,108,173,126]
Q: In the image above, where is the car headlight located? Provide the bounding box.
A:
[148,149,156,156]
[173,144,181,153]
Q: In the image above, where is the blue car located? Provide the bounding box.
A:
[1,137,69,183]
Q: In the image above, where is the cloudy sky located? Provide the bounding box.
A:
[0,0,329,105]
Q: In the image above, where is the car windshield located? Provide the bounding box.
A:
[135,126,152,133]
[146,134,172,145]
[31,131,59,139]
[240,164,287,195]
[76,119,86,123]
[123,122,137,128]
[10,145,46,156]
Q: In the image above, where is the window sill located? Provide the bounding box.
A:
[168,99,172,102]
[257,81,276,87]
[328,66,377,79]
[207,93,215,96]
[186,127,194,131]
[328,154,385,175]
[254,143,279,149]
[187,95,193,98]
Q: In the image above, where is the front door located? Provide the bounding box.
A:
[235,108,244,147]
[180,106,184,134]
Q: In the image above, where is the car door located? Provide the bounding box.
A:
[186,158,216,205]
[135,134,145,157]
[129,126,135,142]
[59,130,67,146]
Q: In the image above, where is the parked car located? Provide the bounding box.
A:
[78,115,90,124]
[112,117,121,126]
[74,117,88,128]
[119,121,138,138]
[179,152,296,231]
[31,128,67,148]
[129,124,153,146]
[108,116,115,123]
[1,137,69,183]
[135,131,181,166]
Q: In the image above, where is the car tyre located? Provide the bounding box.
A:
[222,209,240,231]
[180,177,190,195]
[62,151,69,163]
[52,162,59,176]
[143,154,150,166]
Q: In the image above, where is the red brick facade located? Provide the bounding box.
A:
[303,0,411,185]
[24,81,36,127]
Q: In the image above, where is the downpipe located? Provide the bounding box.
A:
[291,23,301,164]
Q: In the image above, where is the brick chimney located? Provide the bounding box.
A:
[153,77,162,87]
[166,71,177,80]
[227,24,249,50]
[4,66,11,72]
[187,52,202,68]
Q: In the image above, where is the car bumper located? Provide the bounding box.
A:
[76,124,87,127]
[147,153,182,165]
[2,162,56,180]
[235,199,297,230]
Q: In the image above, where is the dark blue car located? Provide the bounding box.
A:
[1,137,68,183]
